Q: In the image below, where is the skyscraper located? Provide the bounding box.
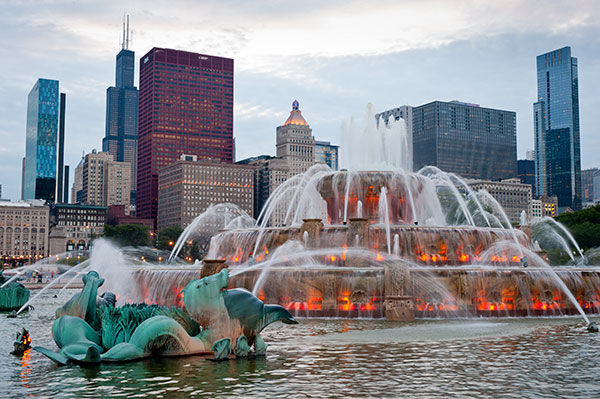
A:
[412,100,516,180]
[80,150,131,208]
[137,48,234,224]
[23,78,65,202]
[517,159,536,197]
[102,16,139,205]
[534,46,582,210]
[276,100,315,176]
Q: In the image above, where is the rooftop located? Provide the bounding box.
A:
[282,100,309,127]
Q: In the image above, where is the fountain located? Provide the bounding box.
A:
[28,102,600,359]
[122,103,600,324]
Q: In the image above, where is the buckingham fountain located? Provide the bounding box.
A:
[127,104,599,323]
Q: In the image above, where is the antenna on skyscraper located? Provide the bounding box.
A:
[121,13,126,50]
[126,14,130,50]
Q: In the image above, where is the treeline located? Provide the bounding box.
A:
[102,224,205,260]
[555,204,600,250]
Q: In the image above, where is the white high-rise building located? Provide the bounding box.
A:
[80,150,131,208]
[276,100,315,176]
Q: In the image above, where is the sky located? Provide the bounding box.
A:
[1,0,599,201]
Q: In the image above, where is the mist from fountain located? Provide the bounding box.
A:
[378,187,391,255]
[15,259,93,314]
[393,234,400,257]
[475,189,524,258]
[0,251,76,288]
[170,203,253,262]
[340,103,411,172]
[529,217,584,263]
[478,240,590,324]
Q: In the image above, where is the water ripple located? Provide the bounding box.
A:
[1,291,599,398]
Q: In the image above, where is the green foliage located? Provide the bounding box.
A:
[568,222,600,250]
[546,248,573,266]
[556,204,600,226]
[104,224,151,248]
[57,256,88,266]
[157,226,184,251]
[555,205,600,250]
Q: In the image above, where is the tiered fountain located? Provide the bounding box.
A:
[126,104,600,321]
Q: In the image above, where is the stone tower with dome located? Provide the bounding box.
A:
[276,100,316,176]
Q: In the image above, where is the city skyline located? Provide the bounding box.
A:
[1,1,600,201]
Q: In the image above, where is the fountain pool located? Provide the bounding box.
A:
[2,290,599,398]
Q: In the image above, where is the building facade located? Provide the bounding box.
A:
[48,203,107,255]
[594,175,600,203]
[412,100,517,180]
[157,158,254,230]
[531,199,542,219]
[80,151,131,208]
[539,195,558,217]
[276,100,315,176]
[104,160,131,208]
[81,151,113,206]
[23,79,65,202]
[237,155,291,224]
[581,168,599,204]
[468,178,532,224]
[315,141,339,170]
[0,200,49,265]
[533,46,582,210]
[137,48,234,224]
[102,19,139,205]
[71,156,84,204]
[376,105,413,169]
[517,159,536,198]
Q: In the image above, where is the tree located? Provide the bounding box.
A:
[555,204,600,250]
[157,226,184,251]
[103,224,151,247]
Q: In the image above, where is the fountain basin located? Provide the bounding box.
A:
[129,263,600,319]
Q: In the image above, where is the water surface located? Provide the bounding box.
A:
[1,290,598,398]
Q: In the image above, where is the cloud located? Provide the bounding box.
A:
[1,0,599,200]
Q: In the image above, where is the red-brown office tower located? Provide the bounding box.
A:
[137,48,234,224]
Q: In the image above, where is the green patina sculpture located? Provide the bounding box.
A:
[55,270,104,330]
[34,269,297,365]
[0,270,30,311]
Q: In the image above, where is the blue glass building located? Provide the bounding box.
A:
[315,141,339,170]
[23,78,60,201]
[534,46,582,210]
[102,42,139,204]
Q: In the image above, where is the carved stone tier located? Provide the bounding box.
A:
[384,263,414,321]
[201,259,228,278]
[300,219,324,249]
[345,218,370,267]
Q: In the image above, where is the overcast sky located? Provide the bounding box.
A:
[1,0,599,201]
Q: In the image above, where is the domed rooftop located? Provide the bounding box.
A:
[283,100,309,126]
